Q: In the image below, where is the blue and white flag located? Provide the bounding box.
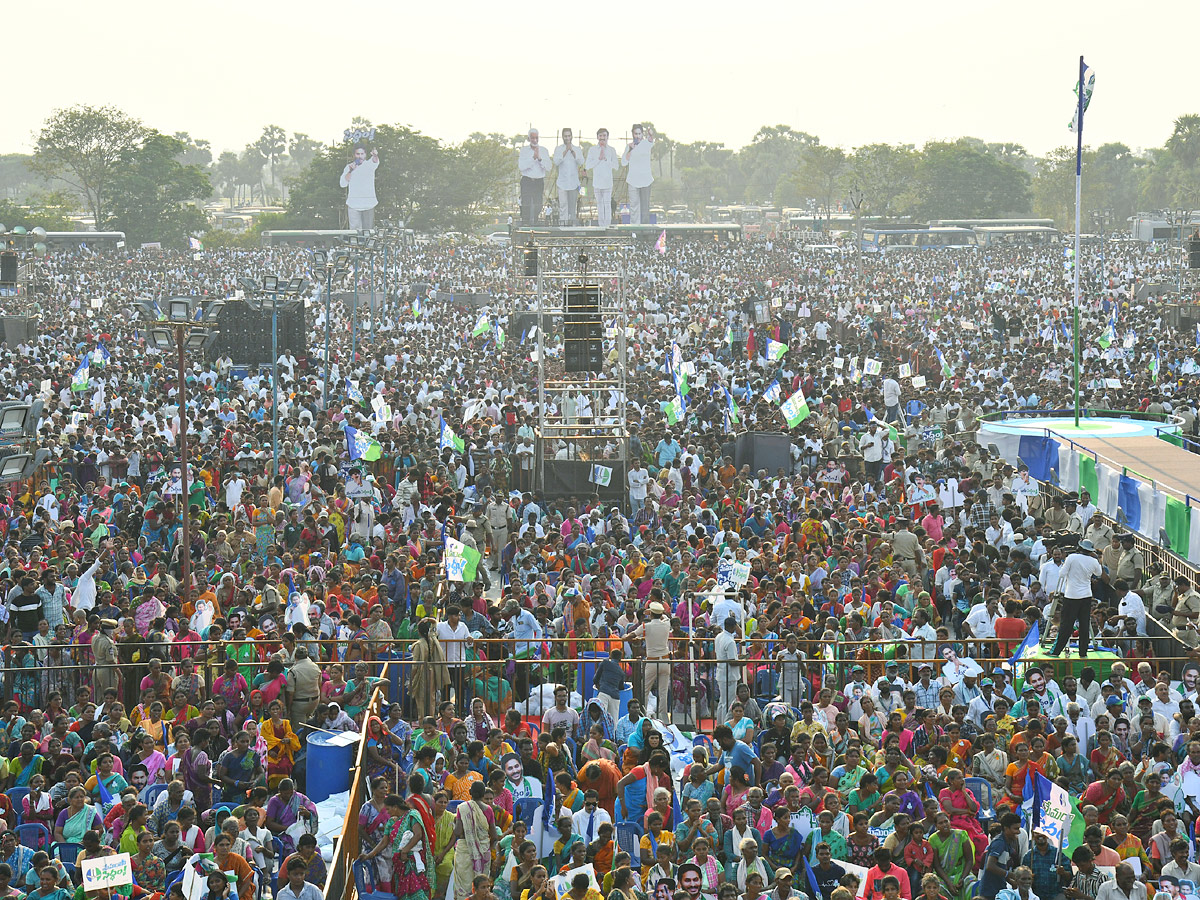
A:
[762,380,782,404]
[71,360,90,393]
[91,344,112,368]
[1068,61,1096,134]
[439,417,465,454]
[1032,771,1073,848]
[344,424,381,462]
[345,379,365,406]
[722,386,739,425]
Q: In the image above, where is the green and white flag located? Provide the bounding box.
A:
[444,535,481,582]
[439,417,465,453]
[471,313,490,337]
[71,360,90,393]
[1150,351,1161,383]
[660,396,684,425]
[1098,324,1115,350]
[766,339,788,361]
[496,325,506,347]
[590,464,613,487]
[780,389,810,427]
[724,324,733,345]
[1068,62,1096,133]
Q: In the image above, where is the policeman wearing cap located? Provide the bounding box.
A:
[1049,539,1105,658]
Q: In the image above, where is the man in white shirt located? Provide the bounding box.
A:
[627,459,650,513]
[585,128,620,228]
[964,596,999,640]
[881,377,902,423]
[621,123,654,224]
[552,129,585,226]
[1050,539,1104,657]
[1115,579,1147,635]
[436,606,472,709]
[338,146,380,232]
[857,421,885,483]
[518,128,552,226]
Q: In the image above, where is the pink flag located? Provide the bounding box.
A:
[654,230,666,254]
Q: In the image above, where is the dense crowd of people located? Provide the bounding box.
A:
[0,229,1198,900]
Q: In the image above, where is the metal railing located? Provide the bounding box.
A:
[323,662,389,900]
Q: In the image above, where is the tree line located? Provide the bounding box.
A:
[4,105,1200,248]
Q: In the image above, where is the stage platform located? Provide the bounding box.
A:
[511,223,742,242]
[1067,435,1200,499]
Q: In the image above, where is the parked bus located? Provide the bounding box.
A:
[261,229,358,248]
[860,226,977,250]
[974,225,1062,247]
[932,218,1056,229]
[42,232,127,252]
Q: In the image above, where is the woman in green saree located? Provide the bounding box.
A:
[927,812,975,900]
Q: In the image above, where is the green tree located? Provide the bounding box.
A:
[32,104,147,225]
[0,154,43,201]
[172,133,213,171]
[791,145,848,216]
[850,144,917,218]
[255,125,288,199]
[0,195,76,232]
[214,152,240,205]
[740,126,818,204]
[440,138,516,229]
[105,132,211,248]
[289,133,323,172]
[911,139,1031,219]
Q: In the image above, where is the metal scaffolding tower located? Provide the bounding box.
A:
[516,229,634,495]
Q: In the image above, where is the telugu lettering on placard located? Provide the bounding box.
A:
[82,853,133,890]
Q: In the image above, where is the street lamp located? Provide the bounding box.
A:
[848,184,865,283]
[243,278,307,473]
[310,250,351,410]
[135,296,220,596]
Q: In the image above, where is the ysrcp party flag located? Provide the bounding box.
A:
[765,339,788,361]
[1068,61,1095,133]
[439,417,465,453]
[781,389,810,427]
[863,358,882,376]
[1032,772,1075,849]
[444,535,481,582]
[590,464,613,487]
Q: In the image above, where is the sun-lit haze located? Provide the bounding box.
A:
[5,0,1199,156]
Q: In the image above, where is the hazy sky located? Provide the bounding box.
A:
[6,1,1197,159]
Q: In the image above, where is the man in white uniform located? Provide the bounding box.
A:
[585,128,620,228]
[714,615,744,724]
[621,124,654,224]
[552,129,585,226]
[1051,539,1105,657]
[518,129,551,226]
[338,146,379,232]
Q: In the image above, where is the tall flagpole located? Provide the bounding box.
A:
[1073,55,1084,428]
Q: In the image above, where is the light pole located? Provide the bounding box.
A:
[240,277,307,474]
[137,297,222,595]
[310,250,350,410]
[848,184,865,283]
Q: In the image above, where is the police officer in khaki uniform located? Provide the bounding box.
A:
[890,517,924,580]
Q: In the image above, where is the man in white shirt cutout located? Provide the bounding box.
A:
[518,128,552,226]
[552,128,585,226]
[621,123,654,224]
[585,128,620,228]
[338,146,379,232]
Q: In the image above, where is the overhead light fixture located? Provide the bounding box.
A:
[262,275,279,293]
[166,298,193,323]
[238,277,259,295]
[333,252,350,269]
[184,330,214,351]
[202,299,225,323]
[0,405,30,436]
[148,328,175,350]
[0,451,33,482]
[287,277,306,294]
[312,250,328,268]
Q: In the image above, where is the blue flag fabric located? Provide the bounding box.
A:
[1117,475,1141,531]
[1010,621,1040,669]
[96,774,114,806]
[802,856,823,900]
[542,758,557,835]
[1017,436,1060,482]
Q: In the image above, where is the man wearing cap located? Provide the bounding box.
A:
[1049,539,1104,658]
[967,677,998,728]
[842,665,871,719]
[912,663,941,709]
[872,660,908,697]
[1115,534,1144,590]
[631,598,674,722]
[1171,576,1200,645]
[286,646,322,722]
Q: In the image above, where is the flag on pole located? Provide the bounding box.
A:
[471,313,490,337]
[724,324,733,346]
[762,380,782,404]
[654,230,666,254]
[96,774,114,807]
[71,360,90,392]
[443,535,481,582]
[412,296,421,317]
[863,358,882,376]
[496,325,506,347]
[1150,350,1161,383]
[590,464,613,486]
[1032,771,1076,849]
[765,339,788,361]
[188,237,203,251]
[1195,322,1199,347]
[780,390,810,427]
[439,417,465,454]
[1068,61,1096,133]
[344,424,382,462]
[91,344,112,368]
[722,386,739,424]
[660,396,684,425]
[936,348,953,378]
[345,379,366,406]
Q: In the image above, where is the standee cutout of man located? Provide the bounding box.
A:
[339,145,380,232]
[518,128,551,226]
[622,123,654,224]
[552,128,585,226]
